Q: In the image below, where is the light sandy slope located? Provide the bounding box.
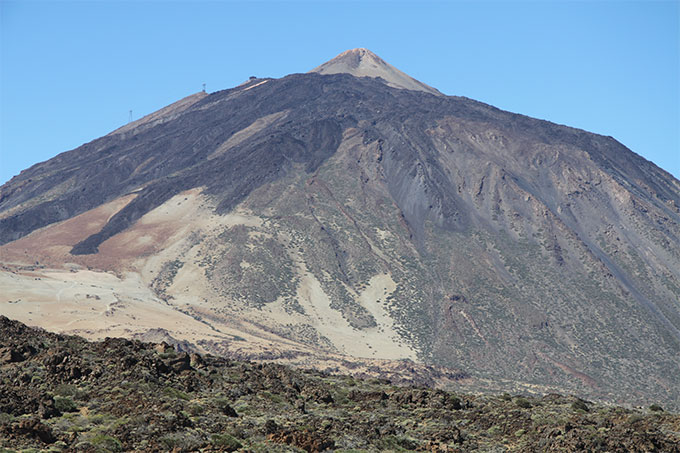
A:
[0,266,221,342]
[0,189,297,354]
[0,182,416,363]
[262,263,415,360]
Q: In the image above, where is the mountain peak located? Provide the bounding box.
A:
[322,48,385,68]
[310,48,442,96]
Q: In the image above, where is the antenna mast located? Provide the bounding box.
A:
[128,110,133,123]
[202,83,206,93]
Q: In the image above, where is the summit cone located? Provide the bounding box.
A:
[310,48,442,96]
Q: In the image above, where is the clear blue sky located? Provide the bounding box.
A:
[1,1,678,184]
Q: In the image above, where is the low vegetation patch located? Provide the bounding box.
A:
[1,316,678,452]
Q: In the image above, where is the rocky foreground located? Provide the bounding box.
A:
[1,316,678,452]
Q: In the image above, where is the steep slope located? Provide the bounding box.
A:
[1,50,679,408]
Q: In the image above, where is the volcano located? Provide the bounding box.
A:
[1,49,679,408]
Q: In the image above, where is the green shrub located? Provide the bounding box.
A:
[215,398,239,416]
[54,384,77,397]
[628,414,644,424]
[91,434,122,452]
[487,425,502,436]
[89,414,108,425]
[47,441,67,452]
[187,402,205,416]
[571,399,590,412]
[515,397,532,409]
[159,432,205,451]
[449,396,462,410]
[163,386,190,401]
[54,396,78,413]
[211,433,242,451]
[261,391,284,404]
[377,435,418,450]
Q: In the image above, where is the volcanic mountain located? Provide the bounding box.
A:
[1,49,679,408]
